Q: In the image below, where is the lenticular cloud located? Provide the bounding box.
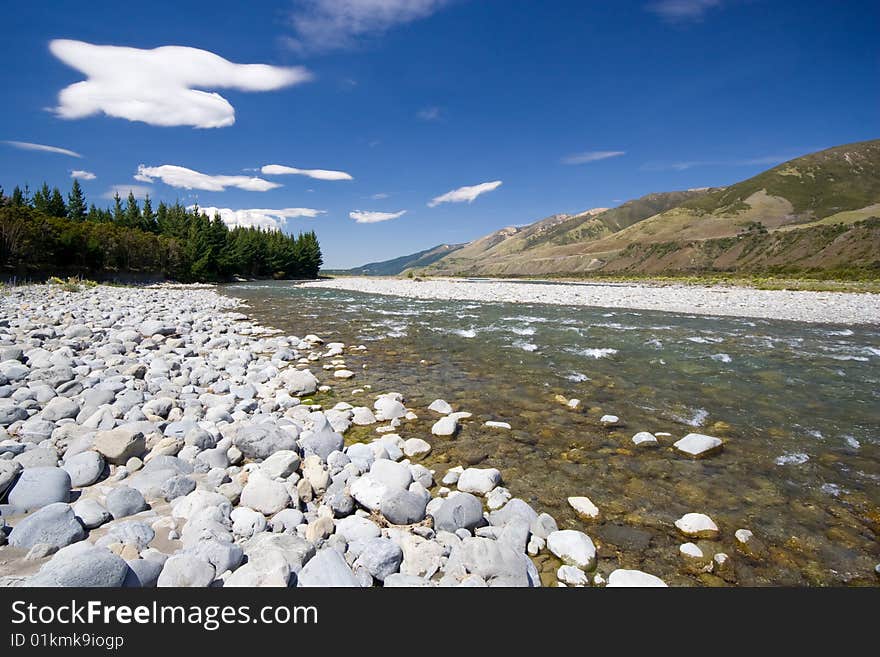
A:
[49,40,312,128]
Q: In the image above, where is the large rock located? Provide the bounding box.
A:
[7,467,70,511]
[73,498,111,529]
[105,486,148,519]
[428,399,453,414]
[282,369,319,396]
[606,569,668,587]
[62,451,105,487]
[430,493,484,533]
[9,503,86,549]
[140,320,176,337]
[355,538,403,582]
[260,450,301,479]
[0,400,28,426]
[242,532,314,573]
[225,548,290,587]
[568,496,600,520]
[374,396,407,421]
[0,460,22,500]
[547,530,597,570]
[449,536,534,587]
[673,433,723,458]
[157,554,216,587]
[240,471,290,516]
[457,468,502,495]
[25,544,129,587]
[41,396,80,421]
[94,428,146,465]
[335,516,381,543]
[431,416,459,437]
[14,447,59,469]
[233,423,298,460]
[380,489,428,525]
[674,513,719,539]
[403,438,432,458]
[296,548,360,587]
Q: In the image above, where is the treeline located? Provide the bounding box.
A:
[0,181,322,282]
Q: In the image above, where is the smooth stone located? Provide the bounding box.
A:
[430,493,484,533]
[62,450,105,487]
[335,515,381,543]
[457,467,502,495]
[73,498,111,529]
[124,558,163,588]
[674,513,720,539]
[403,438,431,458]
[632,431,659,447]
[225,548,290,587]
[41,396,80,421]
[259,450,301,479]
[380,489,428,525]
[93,428,146,465]
[105,486,148,519]
[296,548,360,587]
[14,447,59,469]
[240,471,290,515]
[606,569,668,587]
[9,502,86,549]
[161,475,197,501]
[428,399,453,415]
[0,460,22,499]
[26,544,129,587]
[568,496,600,520]
[547,530,597,570]
[157,554,216,587]
[431,416,459,437]
[233,423,298,460]
[674,433,723,458]
[558,565,589,586]
[355,538,404,581]
[7,467,70,511]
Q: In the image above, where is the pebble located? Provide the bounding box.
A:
[674,513,720,539]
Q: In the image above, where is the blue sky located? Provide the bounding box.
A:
[1,0,877,268]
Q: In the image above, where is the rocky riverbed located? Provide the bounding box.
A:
[304,277,880,325]
[0,283,699,588]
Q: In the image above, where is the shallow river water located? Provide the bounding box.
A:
[224,280,880,586]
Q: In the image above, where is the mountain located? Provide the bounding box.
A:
[337,243,464,276]
[416,139,880,277]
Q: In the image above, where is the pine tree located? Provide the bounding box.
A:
[67,179,87,221]
[112,192,124,223]
[124,192,141,228]
[32,183,51,214]
[10,186,24,206]
[141,195,158,233]
[48,187,67,217]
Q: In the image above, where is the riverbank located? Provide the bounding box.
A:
[0,283,657,587]
[304,277,880,324]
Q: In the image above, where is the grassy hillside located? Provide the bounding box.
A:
[417,139,880,279]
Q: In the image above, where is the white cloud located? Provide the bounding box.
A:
[562,150,625,165]
[261,163,353,181]
[103,184,152,199]
[428,180,502,207]
[371,192,390,199]
[49,39,312,129]
[3,140,81,158]
[193,206,326,231]
[136,165,281,192]
[648,0,722,22]
[349,209,407,223]
[70,170,96,180]
[285,0,450,53]
[417,106,442,121]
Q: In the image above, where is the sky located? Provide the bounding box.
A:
[1,0,877,268]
